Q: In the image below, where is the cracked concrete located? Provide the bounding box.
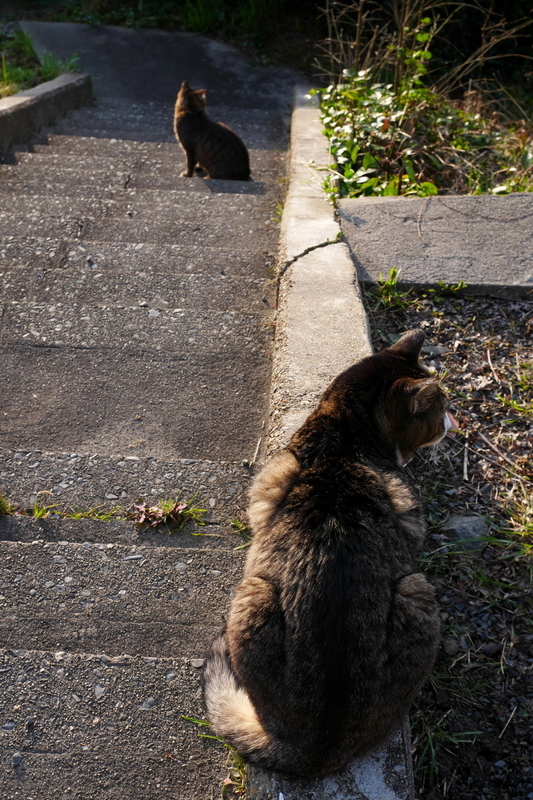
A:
[267,88,372,456]
[248,87,413,800]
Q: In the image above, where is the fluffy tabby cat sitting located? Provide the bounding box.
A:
[174,80,250,181]
[203,330,456,778]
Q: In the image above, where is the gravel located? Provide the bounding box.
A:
[367,288,532,800]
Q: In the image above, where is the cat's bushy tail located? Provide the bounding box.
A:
[202,634,272,755]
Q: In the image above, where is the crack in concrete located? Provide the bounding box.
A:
[276,231,343,284]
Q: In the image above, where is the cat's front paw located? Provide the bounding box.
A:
[180,170,191,178]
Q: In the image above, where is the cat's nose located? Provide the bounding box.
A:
[445,411,459,438]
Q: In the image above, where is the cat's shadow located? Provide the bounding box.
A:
[202,178,267,195]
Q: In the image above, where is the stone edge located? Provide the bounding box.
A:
[248,86,415,799]
[0,72,93,153]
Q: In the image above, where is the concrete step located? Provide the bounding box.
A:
[1,301,269,355]
[0,262,275,313]
[0,308,271,462]
[0,238,275,280]
[0,647,229,799]
[82,205,277,249]
[0,174,275,198]
[0,448,256,519]
[0,198,277,248]
[0,515,242,550]
[53,103,287,149]
[0,539,241,656]
[4,147,283,185]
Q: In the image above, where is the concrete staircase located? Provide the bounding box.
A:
[0,96,286,797]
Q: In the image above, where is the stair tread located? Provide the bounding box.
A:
[0,539,240,656]
[0,238,275,277]
[0,647,227,798]
[0,449,256,517]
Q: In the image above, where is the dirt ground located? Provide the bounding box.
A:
[366,285,533,800]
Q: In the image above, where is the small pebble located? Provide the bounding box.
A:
[94,684,106,700]
[12,752,22,767]
[139,697,156,711]
[190,659,204,669]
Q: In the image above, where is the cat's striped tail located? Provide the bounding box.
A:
[201,634,272,755]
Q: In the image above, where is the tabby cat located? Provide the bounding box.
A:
[202,330,454,778]
[173,80,250,181]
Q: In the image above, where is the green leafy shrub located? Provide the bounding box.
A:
[317,8,533,199]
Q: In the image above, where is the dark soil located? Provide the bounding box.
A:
[366,286,533,800]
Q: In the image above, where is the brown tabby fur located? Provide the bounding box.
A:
[202,330,448,778]
[173,80,250,181]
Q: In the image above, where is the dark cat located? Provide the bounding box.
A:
[202,330,454,779]
[173,80,250,181]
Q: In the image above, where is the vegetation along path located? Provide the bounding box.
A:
[0,21,297,798]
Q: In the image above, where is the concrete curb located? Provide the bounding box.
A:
[266,87,372,457]
[0,72,93,153]
[248,86,415,800]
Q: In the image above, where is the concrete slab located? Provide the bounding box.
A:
[0,448,254,521]
[0,239,276,280]
[339,194,533,297]
[0,648,229,799]
[0,540,240,656]
[20,21,298,109]
[0,317,271,461]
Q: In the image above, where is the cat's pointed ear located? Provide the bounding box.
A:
[181,80,190,90]
[389,329,425,364]
[198,89,207,99]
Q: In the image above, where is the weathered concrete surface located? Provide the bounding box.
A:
[248,721,414,800]
[0,21,291,798]
[0,72,93,152]
[20,20,297,109]
[339,194,533,297]
[0,540,240,656]
[0,648,227,799]
[249,87,412,800]
[0,449,253,521]
[268,88,372,454]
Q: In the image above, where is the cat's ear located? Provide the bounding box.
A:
[389,329,425,364]
[181,80,190,90]
[198,89,207,99]
[390,377,441,414]
[407,378,440,414]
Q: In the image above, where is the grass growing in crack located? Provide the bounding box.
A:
[0,495,15,516]
[231,518,253,549]
[182,716,247,797]
[0,492,207,532]
[125,494,206,531]
[66,506,122,521]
